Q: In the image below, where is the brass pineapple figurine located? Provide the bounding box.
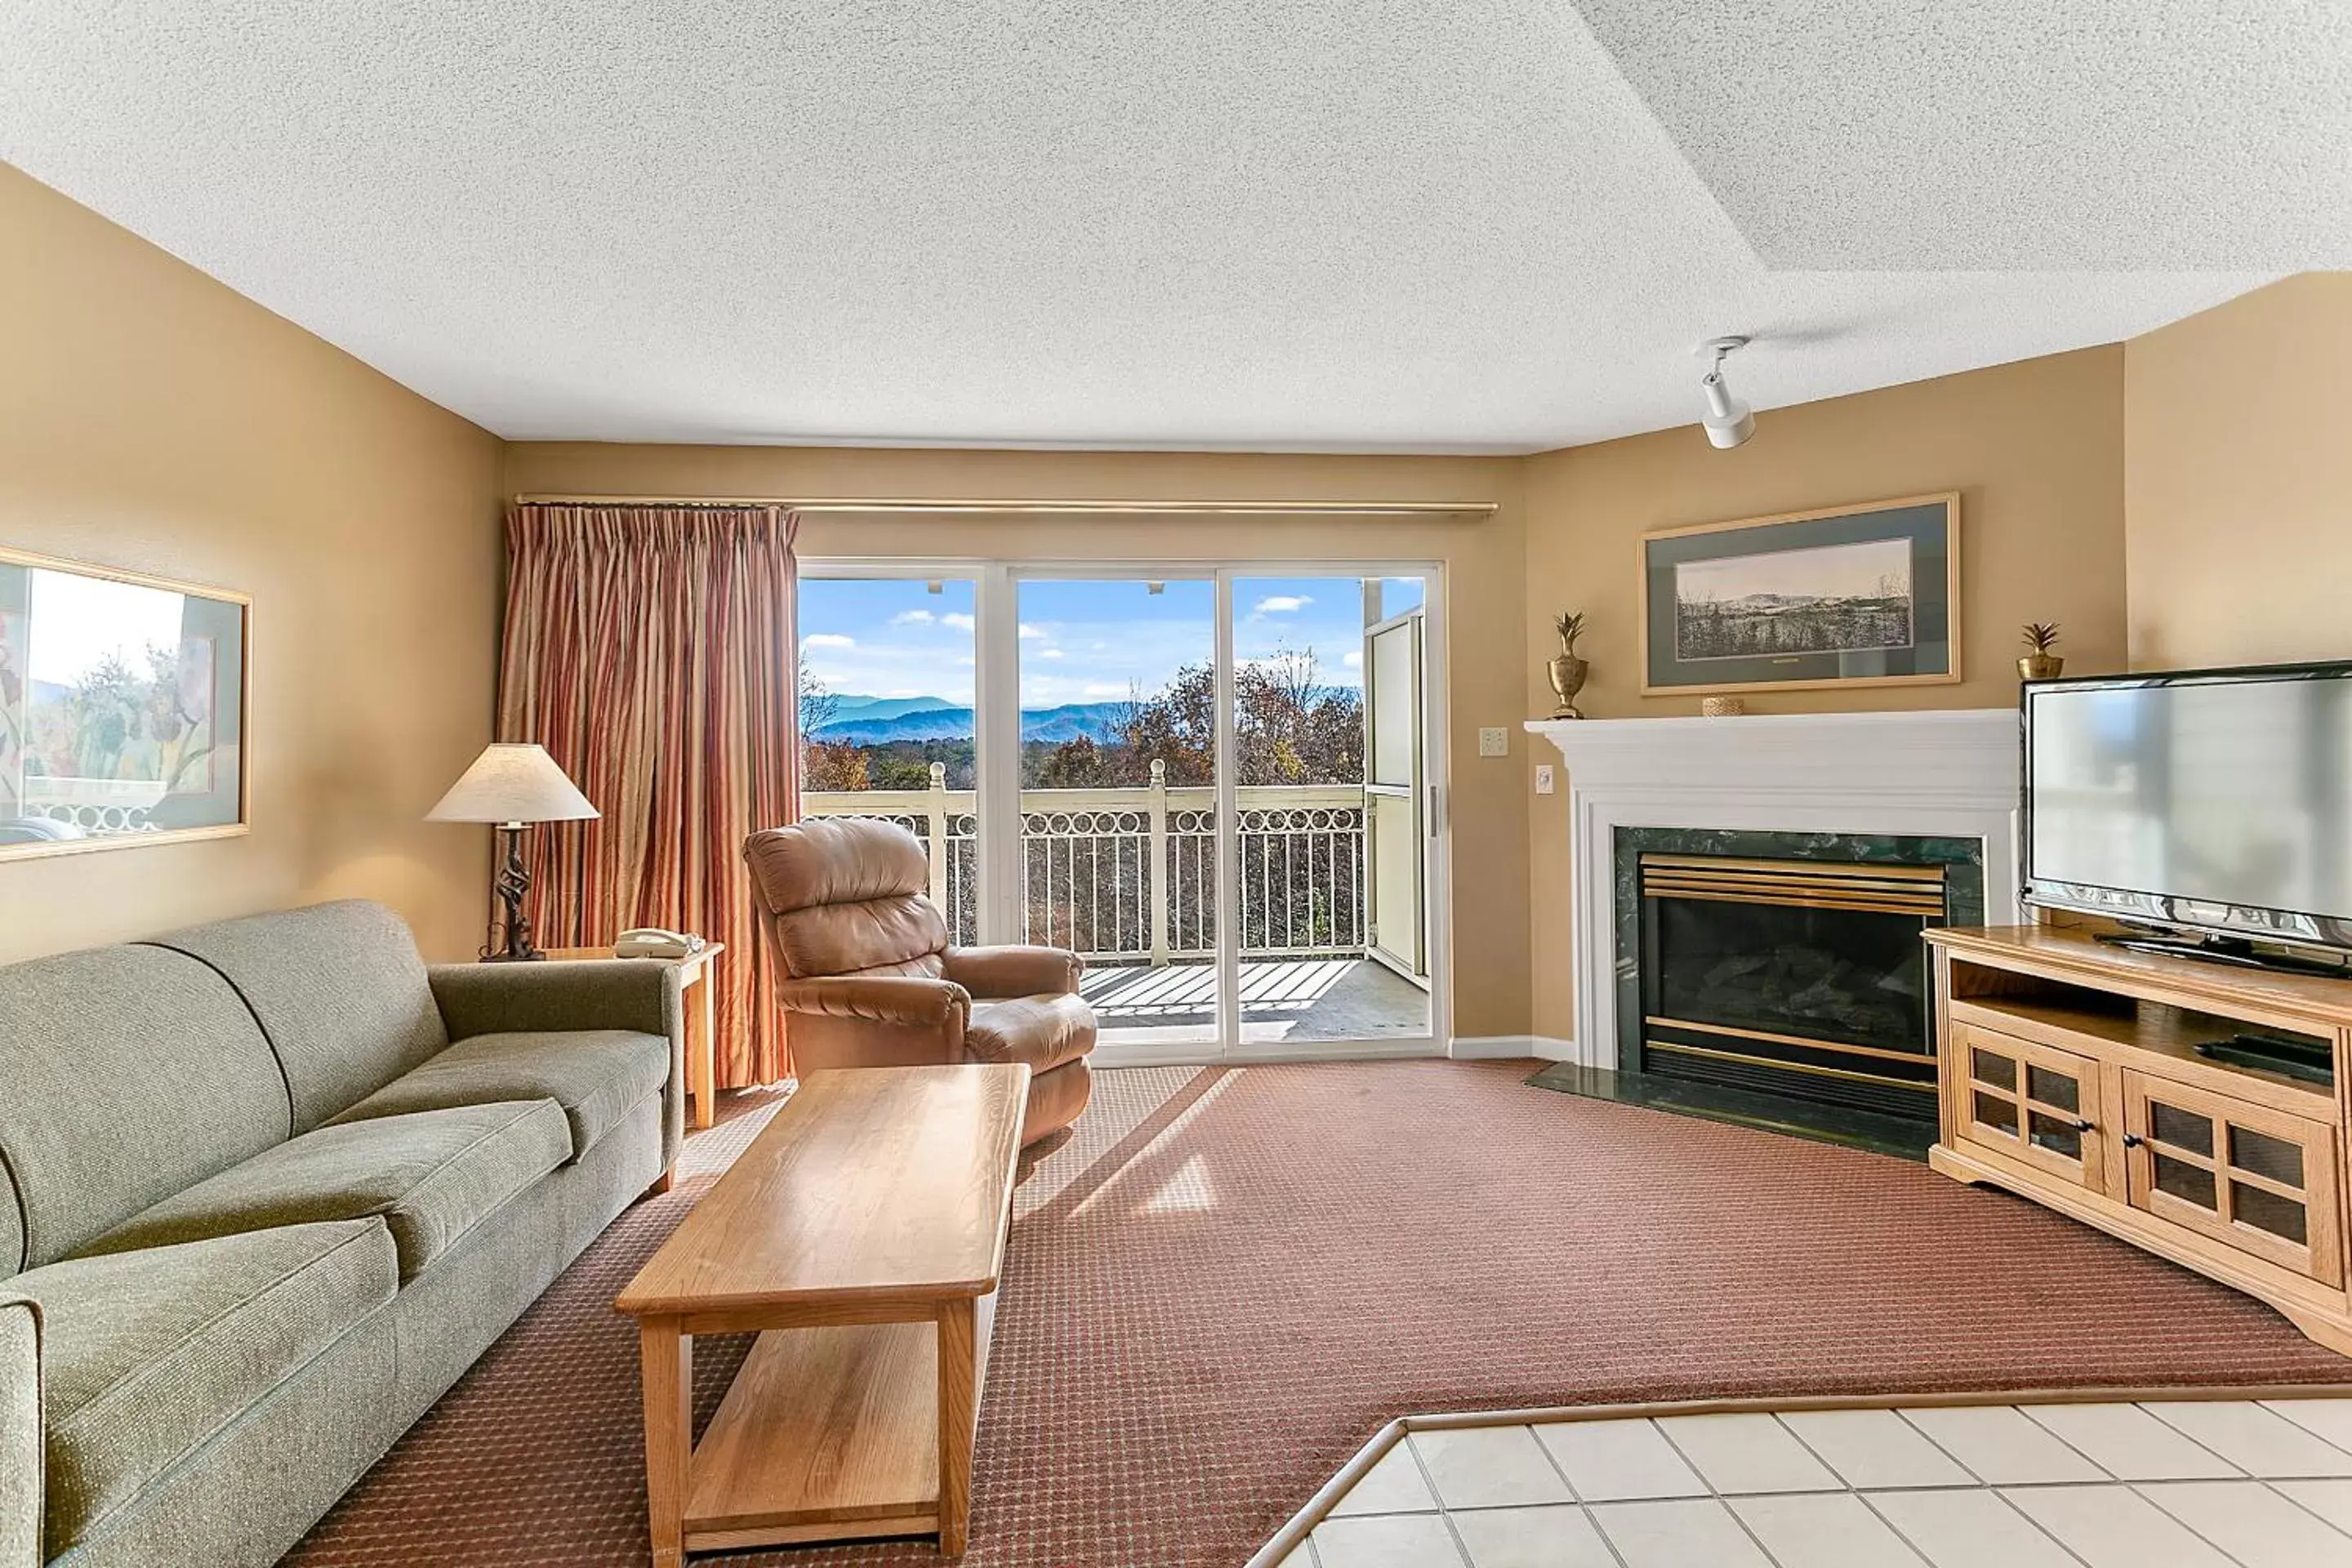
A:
[2018,622,2064,681]
[1548,611,1590,719]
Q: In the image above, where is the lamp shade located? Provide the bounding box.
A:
[426,744,599,826]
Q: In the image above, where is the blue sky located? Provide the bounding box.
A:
[799,575,1423,707]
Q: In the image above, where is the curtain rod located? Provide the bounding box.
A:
[511,493,1498,519]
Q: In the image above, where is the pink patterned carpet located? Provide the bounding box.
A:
[280,1060,2352,1566]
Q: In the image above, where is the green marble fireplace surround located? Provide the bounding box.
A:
[1588,826,1986,1154]
[1612,826,1988,1064]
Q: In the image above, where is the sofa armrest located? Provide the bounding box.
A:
[779,975,969,1032]
[429,960,687,1174]
[0,1290,41,1568]
[943,945,1081,1000]
[428,960,680,1041]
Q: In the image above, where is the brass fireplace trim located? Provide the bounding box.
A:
[1640,853,1948,917]
[1643,1014,1937,1067]
[1645,1038,1939,1095]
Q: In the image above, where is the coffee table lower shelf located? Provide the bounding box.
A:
[686,1321,941,1552]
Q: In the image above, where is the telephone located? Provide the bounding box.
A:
[614,928,705,960]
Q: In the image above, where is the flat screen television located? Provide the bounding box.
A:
[2022,661,2352,966]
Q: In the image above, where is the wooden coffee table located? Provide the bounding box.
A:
[616,1063,1028,1564]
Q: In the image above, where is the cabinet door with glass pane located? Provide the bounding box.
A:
[2120,1071,2344,1287]
[1955,1024,2105,1190]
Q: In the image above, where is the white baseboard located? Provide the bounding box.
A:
[1449,1034,1578,1062]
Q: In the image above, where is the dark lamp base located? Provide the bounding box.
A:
[479,825,548,964]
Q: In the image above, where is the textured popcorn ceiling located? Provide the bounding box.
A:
[1571,0,2352,270]
[0,2,2312,451]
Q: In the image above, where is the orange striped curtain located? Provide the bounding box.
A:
[497,503,800,1086]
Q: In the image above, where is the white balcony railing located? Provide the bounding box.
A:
[801,760,1366,965]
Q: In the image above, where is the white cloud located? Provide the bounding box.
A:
[1253,595,1312,616]
[801,632,856,648]
[1342,649,1363,668]
[1081,682,1128,698]
[1039,648,1066,660]
[1018,622,1049,639]
[941,612,977,631]
[889,609,934,626]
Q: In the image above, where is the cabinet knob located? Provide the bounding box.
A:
[2073,1118,2095,1133]
[2122,1133,2145,1148]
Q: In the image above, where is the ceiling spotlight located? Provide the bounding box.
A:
[1697,335,1756,450]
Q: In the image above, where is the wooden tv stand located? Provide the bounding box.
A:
[1927,924,2352,1356]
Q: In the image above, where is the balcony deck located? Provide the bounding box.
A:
[1080,956,1428,1042]
[805,777,1428,1044]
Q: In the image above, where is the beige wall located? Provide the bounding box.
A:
[502,443,1536,1038]
[0,164,503,964]
[2124,274,2352,670]
[1519,348,2131,1040]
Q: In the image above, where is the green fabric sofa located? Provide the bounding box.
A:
[0,901,684,1568]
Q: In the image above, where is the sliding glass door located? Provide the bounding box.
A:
[1014,575,1220,1049]
[796,559,1446,1059]
[1231,574,1432,1045]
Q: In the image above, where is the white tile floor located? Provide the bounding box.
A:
[1271,1396,2352,1567]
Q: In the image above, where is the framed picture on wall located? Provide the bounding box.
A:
[1637,492,1960,696]
[0,545,250,860]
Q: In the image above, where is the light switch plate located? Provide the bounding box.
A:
[1477,726,1509,757]
[1535,764,1556,795]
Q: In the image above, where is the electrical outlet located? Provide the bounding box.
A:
[1535,764,1556,795]
[1477,727,1508,757]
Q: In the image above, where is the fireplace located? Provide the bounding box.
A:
[1637,853,1948,1123]
[1525,709,2020,1153]
[1605,826,1987,1150]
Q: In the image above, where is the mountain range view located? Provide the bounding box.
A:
[811,684,1360,746]
[810,694,1127,746]
[1682,590,1901,612]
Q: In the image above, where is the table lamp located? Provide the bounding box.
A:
[427,742,599,961]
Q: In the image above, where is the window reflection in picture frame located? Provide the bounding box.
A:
[0,546,250,859]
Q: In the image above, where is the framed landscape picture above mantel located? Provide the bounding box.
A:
[1637,492,1960,697]
[0,546,249,861]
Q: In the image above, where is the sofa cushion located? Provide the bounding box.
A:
[967,993,1096,1074]
[323,1030,670,1162]
[15,1219,397,1554]
[78,1102,569,1283]
[142,900,449,1134]
[0,944,292,1273]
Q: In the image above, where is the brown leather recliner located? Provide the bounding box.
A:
[742,816,1094,1146]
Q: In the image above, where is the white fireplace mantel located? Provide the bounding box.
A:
[1526,708,2024,1070]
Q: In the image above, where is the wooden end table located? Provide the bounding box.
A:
[546,943,724,1131]
[615,1063,1028,1563]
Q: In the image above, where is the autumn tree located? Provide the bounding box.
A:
[796,657,870,791]
[1027,644,1361,790]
